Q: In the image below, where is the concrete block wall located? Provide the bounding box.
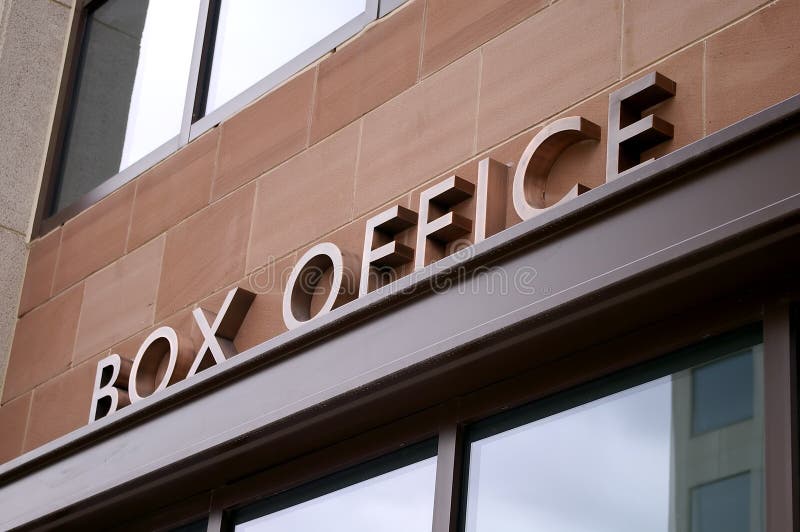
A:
[1,0,799,463]
[0,0,70,438]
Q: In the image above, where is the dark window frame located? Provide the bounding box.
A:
[35,0,385,236]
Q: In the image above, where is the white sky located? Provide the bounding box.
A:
[120,0,366,169]
[235,378,674,532]
[236,457,437,532]
[465,377,674,532]
[121,0,200,169]
[206,0,366,113]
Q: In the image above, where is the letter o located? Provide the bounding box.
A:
[283,243,345,330]
[128,326,180,403]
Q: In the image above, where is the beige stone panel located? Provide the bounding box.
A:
[311,0,424,144]
[18,227,60,316]
[706,0,800,132]
[623,0,768,75]
[355,51,480,215]
[478,0,621,151]
[214,69,315,200]
[421,0,548,77]
[73,235,165,363]
[53,183,136,294]
[129,129,219,251]
[24,357,97,452]
[3,283,83,403]
[0,391,31,464]
[156,183,255,321]
[247,121,360,272]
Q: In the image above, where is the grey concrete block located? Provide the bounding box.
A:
[0,227,27,399]
[0,0,70,234]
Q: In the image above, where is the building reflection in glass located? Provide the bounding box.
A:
[464,345,764,532]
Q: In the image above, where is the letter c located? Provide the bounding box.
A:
[512,116,600,221]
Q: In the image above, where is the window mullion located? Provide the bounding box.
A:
[205,510,224,532]
[180,0,214,146]
[763,301,799,530]
[432,417,464,532]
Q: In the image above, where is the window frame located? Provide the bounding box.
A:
[457,325,764,532]
[112,315,795,532]
[35,0,382,236]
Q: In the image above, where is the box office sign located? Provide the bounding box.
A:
[89,72,677,423]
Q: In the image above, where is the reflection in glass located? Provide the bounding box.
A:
[234,448,436,532]
[205,0,366,114]
[55,0,199,212]
[691,349,754,434]
[691,473,751,532]
[464,342,764,532]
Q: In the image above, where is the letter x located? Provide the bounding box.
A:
[187,287,256,377]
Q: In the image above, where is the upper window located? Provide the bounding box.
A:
[205,0,367,114]
[42,0,381,229]
[54,0,201,213]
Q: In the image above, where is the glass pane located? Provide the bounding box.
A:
[464,340,764,532]
[234,447,436,532]
[691,473,750,532]
[691,349,754,434]
[54,0,200,213]
[205,0,367,114]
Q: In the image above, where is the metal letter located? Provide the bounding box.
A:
[88,354,130,423]
[606,71,676,180]
[359,205,417,296]
[283,243,354,330]
[128,327,183,403]
[415,176,475,270]
[512,116,601,221]
[187,287,256,377]
[475,158,509,243]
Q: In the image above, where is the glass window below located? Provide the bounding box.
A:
[691,473,751,532]
[691,348,755,434]
[232,442,437,532]
[463,331,764,532]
